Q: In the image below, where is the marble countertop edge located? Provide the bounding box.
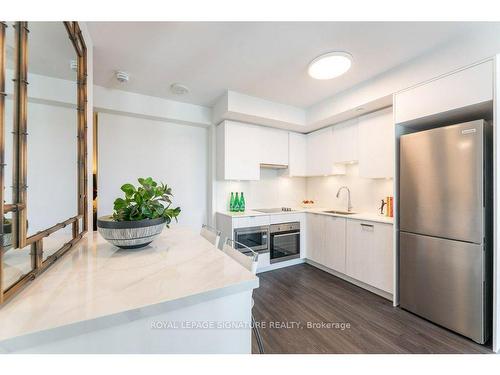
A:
[0,276,258,350]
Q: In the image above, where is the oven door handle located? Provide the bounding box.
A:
[235,228,269,236]
[272,232,300,238]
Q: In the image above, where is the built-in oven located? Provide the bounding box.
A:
[233,226,269,253]
[269,222,300,263]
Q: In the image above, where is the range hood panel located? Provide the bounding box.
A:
[260,163,288,169]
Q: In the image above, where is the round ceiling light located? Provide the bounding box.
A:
[308,52,352,80]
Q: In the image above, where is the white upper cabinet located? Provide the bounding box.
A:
[216,120,260,180]
[394,60,493,125]
[358,107,394,179]
[259,126,289,166]
[216,120,289,180]
[331,118,359,164]
[306,127,345,176]
[288,132,307,177]
[217,107,396,180]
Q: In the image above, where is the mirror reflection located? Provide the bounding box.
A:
[3,22,32,289]
[26,22,78,258]
[3,242,32,289]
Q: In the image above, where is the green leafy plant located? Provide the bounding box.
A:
[112,177,181,226]
[3,216,12,233]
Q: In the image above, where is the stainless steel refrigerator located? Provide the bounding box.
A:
[399,119,492,344]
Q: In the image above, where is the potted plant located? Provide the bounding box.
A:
[2,216,13,251]
[97,177,181,249]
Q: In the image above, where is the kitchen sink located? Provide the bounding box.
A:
[322,210,357,215]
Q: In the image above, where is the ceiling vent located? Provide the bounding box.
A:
[170,83,189,95]
[115,71,130,83]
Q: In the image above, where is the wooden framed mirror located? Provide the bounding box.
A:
[0,22,88,305]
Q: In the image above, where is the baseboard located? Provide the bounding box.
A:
[257,258,306,274]
[305,259,393,301]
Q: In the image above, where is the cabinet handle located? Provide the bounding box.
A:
[360,223,374,229]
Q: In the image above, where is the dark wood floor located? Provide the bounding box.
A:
[251,263,492,354]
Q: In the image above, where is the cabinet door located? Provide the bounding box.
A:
[288,132,307,176]
[394,60,493,125]
[358,107,394,179]
[323,216,346,273]
[306,214,325,264]
[306,128,345,176]
[346,220,394,293]
[331,119,358,164]
[369,222,393,293]
[259,127,289,165]
[216,121,260,180]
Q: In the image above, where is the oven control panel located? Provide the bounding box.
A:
[269,222,300,233]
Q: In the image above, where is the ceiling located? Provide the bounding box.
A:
[88,22,485,108]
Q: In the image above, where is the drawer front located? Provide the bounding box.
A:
[232,215,270,229]
[246,215,270,228]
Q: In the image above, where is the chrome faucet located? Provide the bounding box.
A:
[336,186,353,212]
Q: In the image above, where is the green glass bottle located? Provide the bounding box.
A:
[234,192,240,212]
[229,192,235,212]
[239,192,245,212]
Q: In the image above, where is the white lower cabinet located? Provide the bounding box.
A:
[306,214,394,295]
[306,214,346,273]
[323,216,346,273]
[306,213,325,264]
[345,220,394,293]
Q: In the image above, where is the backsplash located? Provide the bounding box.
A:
[215,164,393,214]
[215,169,307,211]
[307,164,393,214]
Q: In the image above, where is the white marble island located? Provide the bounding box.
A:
[0,226,259,354]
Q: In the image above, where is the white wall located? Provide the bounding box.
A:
[215,169,306,212]
[212,90,307,131]
[98,112,208,230]
[94,85,211,127]
[307,164,393,214]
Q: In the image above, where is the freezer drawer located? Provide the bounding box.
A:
[399,231,487,344]
[399,120,484,244]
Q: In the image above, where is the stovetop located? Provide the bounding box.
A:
[253,207,295,213]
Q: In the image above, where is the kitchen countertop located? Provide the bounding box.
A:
[217,207,394,224]
[0,226,259,343]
